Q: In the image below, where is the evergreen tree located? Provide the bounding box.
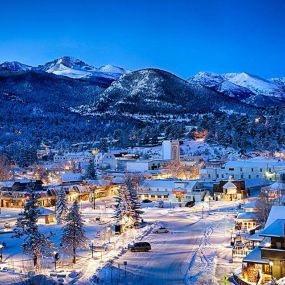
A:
[14,187,53,268]
[86,160,96,179]
[55,187,68,224]
[61,200,87,264]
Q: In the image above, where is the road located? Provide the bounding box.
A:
[98,202,238,285]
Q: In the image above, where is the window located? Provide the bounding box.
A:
[229,168,234,171]
[260,168,262,172]
[240,168,242,172]
[248,175,251,179]
[241,174,244,179]
[251,168,254,172]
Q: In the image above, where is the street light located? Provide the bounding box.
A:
[54,251,59,271]
[0,244,3,263]
[91,240,94,258]
[93,187,96,210]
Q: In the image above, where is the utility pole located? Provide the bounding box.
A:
[93,187,96,210]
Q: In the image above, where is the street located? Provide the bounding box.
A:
[97,201,238,285]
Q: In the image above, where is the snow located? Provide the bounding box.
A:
[0,197,242,285]
[261,219,285,238]
[243,247,269,264]
[265,206,285,228]
[96,201,239,285]
[224,72,283,98]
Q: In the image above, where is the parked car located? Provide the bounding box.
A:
[185,201,195,208]
[142,199,152,203]
[153,227,169,234]
[128,242,151,252]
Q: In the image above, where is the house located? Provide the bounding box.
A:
[102,153,118,170]
[0,179,53,208]
[37,207,55,224]
[235,212,260,232]
[240,219,285,284]
[260,181,285,203]
[213,178,247,201]
[138,179,206,204]
[233,206,285,284]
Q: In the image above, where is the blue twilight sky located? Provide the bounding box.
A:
[0,0,285,79]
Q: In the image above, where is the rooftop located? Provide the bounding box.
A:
[261,219,285,238]
[243,247,269,264]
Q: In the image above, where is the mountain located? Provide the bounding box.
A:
[0,61,32,72]
[71,68,256,118]
[189,72,285,107]
[36,56,127,80]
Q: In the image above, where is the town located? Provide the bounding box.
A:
[0,139,284,284]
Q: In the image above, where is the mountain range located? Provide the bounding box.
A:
[0,56,285,163]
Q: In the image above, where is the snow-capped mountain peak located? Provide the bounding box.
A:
[36,57,126,80]
[224,72,281,97]
[189,71,285,107]
[0,61,32,72]
[98,64,126,74]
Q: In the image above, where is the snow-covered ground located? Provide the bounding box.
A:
[0,199,241,285]
[95,201,239,285]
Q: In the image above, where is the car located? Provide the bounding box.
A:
[153,227,169,234]
[129,242,151,252]
[142,199,152,203]
[185,201,195,208]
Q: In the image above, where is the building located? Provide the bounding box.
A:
[54,151,94,163]
[260,181,285,203]
[0,179,54,208]
[138,179,206,204]
[240,219,285,284]
[213,179,247,201]
[162,140,180,161]
[233,206,285,284]
[200,158,285,181]
[126,159,166,173]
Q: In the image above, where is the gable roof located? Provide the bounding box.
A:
[260,219,285,238]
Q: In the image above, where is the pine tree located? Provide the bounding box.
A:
[113,177,143,226]
[55,187,68,224]
[126,177,143,224]
[86,160,96,179]
[13,186,53,268]
[61,200,87,264]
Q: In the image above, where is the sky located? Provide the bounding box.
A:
[0,0,285,79]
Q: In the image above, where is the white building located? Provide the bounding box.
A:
[200,158,285,181]
[54,151,94,163]
[126,159,164,173]
[138,179,206,204]
[162,140,180,161]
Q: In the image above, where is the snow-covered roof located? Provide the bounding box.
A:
[243,247,269,264]
[243,200,258,210]
[236,212,259,221]
[225,158,285,168]
[0,178,37,188]
[264,182,285,191]
[244,232,264,242]
[265,206,285,228]
[223,181,237,189]
[141,179,198,190]
[261,219,285,238]
[37,207,54,215]
[61,173,83,183]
